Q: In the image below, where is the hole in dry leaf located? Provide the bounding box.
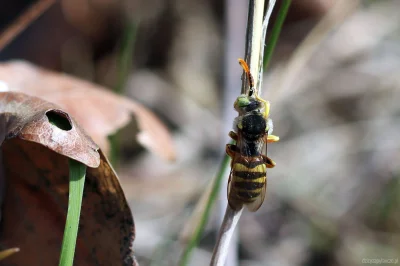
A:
[46,110,72,131]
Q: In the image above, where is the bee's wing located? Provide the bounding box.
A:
[226,168,233,197]
[227,167,233,203]
[227,165,244,210]
[227,141,236,204]
[247,137,268,212]
[227,135,245,211]
[246,176,267,212]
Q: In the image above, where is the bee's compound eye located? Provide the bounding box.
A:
[235,95,250,108]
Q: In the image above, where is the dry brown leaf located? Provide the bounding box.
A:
[0,60,176,161]
[0,92,137,265]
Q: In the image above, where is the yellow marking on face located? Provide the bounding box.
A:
[255,94,270,118]
[264,100,270,117]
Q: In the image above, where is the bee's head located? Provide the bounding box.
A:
[234,95,261,114]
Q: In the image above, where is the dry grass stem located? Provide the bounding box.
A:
[0,0,56,52]
[257,0,276,90]
[210,206,243,266]
[210,0,276,265]
[271,0,360,100]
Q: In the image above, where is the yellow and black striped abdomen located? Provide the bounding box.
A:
[228,156,267,210]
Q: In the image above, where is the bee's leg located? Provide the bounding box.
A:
[229,131,238,141]
[226,144,238,159]
[264,134,279,143]
[262,155,276,168]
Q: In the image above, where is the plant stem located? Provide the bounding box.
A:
[211,0,281,265]
[115,21,137,94]
[271,0,358,99]
[181,0,288,264]
[0,0,56,52]
[108,21,137,166]
[210,206,243,266]
[210,1,270,265]
[263,0,291,71]
[178,154,231,266]
[0,248,19,261]
[242,0,265,94]
[58,159,87,266]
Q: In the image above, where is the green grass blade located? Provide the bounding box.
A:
[59,159,87,266]
[108,21,138,166]
[263,0,292,70]
[179,154,231,266]
[115,21,137,95]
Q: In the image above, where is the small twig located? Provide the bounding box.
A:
[0,0,56,52]
[0,247,19,261]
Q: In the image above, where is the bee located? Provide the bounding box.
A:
[226,58,279,212]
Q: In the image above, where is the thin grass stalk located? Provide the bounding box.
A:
[210,1,267,265]
[271,0,359,99]
[115,21,137,95]
[178,155,231,266]
[0,248,19,261]
[175,1,247,265]
[210,0,291,264]
[58,159,87,266]
[209,206,243,266]
[219,0,248,265]
[108,21,137,166]
[241,0,266,94]
[262,0,291,71]
[0,0,56,52]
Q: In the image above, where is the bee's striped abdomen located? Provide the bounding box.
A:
[230,156,266,204]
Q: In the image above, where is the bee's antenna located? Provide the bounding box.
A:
[238,58,254,96]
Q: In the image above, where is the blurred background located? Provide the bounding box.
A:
[1,0,399,265]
